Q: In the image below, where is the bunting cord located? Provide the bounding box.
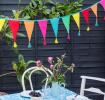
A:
[0,1,101,22]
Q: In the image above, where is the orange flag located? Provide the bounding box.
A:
[24,21,34,48]
[91,5,98,26]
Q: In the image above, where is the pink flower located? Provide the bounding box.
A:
[36,60,42,67]
[50,64,54,70]
[48,57,53,63]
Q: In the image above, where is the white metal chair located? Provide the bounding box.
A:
[80,76,105,100]
[22,66,53,91]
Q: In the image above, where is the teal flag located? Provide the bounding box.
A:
[62,15,70,40]
[50,18,59,43]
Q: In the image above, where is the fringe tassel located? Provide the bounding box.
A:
[86,26,90,32]
[67,34,70,40]
[78,31,81,36]
[103,16,105,20]
[95,19,99,27]
[28,42,32,48]
[54,38,58,44]
[43,38,47,46]
[13,42,17,48]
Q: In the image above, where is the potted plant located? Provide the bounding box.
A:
[35,53,75,97]
[21,0,84,19]
[12,54,36,84]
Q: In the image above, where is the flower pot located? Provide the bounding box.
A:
[31,96,43,100]
[51,82,61,97]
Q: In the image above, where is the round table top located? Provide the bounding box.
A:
[0,88,76,100]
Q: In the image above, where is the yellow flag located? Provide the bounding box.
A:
[0,19,5,31]
[72,13,80,36]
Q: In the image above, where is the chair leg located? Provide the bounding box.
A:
[104,95,105,100]
[80,78,86,96]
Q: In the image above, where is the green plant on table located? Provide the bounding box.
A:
[12,54,36,84]
[47,54,75,84]
[35,54,75,84]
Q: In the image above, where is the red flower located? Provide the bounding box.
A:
[48,57,53,64]
[50,64,54,70]
[36,60,42,67]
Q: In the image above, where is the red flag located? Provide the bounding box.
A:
[8,20,20,48]
[82,9,90,31]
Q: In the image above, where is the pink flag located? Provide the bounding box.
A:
[100,0,105,20]
[38,20,48,46]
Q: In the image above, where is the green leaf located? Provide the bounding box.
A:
[26,60,36,67]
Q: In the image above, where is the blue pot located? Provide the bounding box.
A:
[51,82,62,97]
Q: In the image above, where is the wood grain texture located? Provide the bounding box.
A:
[0,0,105,99]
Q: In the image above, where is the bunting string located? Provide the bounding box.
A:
[0,0,104,48]
[0,1,101,22]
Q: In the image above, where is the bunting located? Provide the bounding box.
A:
[82,9,90,31]
[100,0,105,20]
[50,18,59,44]
[62,15,71,40]
[72,13,81,36]
[0,1,104,48]
[0,19,5,31]
[8,20,20,48]
[24,21,34,48]
[38,20,48,46]
[91,5,98,26]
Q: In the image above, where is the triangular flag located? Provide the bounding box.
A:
[0,19,5,31]
[82,9,90,31]
[91,5,98,26]
[24,21,34,48]
[62,15,71,40]
[8,20,20,48]
[38,20,48,46]
[100,0,105,20]
[50,18,59,44]
[72,13,81,36]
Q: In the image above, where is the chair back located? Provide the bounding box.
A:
[80,76,105,100]
[22,67,53,91]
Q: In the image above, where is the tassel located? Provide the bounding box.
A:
[67,35,70,40]
[55,38,58,44]
[103,16,105,20]
[28,42,32,48]
[95,21,99,27]
[78,31,81,36]
[95,19,99,27]
[43,38,47,46]
[86,26,90,32]
[13,42,17,48]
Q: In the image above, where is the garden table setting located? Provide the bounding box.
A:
[0,55,91,100]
